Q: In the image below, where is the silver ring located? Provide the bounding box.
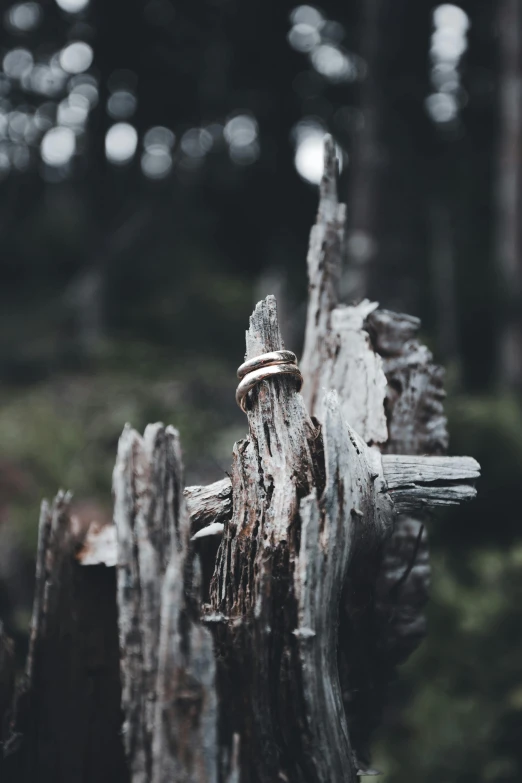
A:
[236,361,303,413]
[237,350,297,380]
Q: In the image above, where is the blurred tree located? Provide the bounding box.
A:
[497,0,522,390]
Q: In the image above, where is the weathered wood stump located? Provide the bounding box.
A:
[0,136,480,782]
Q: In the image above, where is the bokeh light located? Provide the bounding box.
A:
[294,132,324,184]
[60,42,93,75]
[107,90,137,120]
[288,5,354,85]
[144,126,175,149]
[311,44,353,81]
[8,110,28,141]
[57,93,89,129]
[68,74,99,107]
[141,125,174,179]
[425,92,458,123]
[426,3,469,125]
[34,102,57,131]
[224,113,259,165]
[54,0,90,12]
[30,62,67,97]
[3,48,33,80]
[105,122,137,164]
[141,147,172,179]
[433,3,470,33]
[5,2,42,33]
[293,120,343,184]
[224,114,257,147]
[287,23,320,53]
[41,125,75,166]
[290,5,323,29]
[181,127,213,158]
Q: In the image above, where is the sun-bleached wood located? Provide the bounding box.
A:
[383,454,479,513]
[113,423,217,783]
[297,134,478,769]
[300,135,345,416]
[294,390,393,780]
[185,477,232,533]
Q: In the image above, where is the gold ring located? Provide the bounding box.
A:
[236,362,303,413]
[237,350,297,380]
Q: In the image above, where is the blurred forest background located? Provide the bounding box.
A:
[0,0,521,780]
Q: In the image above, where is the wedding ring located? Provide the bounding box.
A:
[237,350,297,380]
[236,359,303,413]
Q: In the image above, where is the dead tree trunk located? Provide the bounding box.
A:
[3,493,127,783]
[0,137,479,782]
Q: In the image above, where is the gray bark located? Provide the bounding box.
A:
[299,136,468,768]
[300,137,345,415]
[384,455,479,513]
[209,296,371,782]
[112,423,218,783]
[185,478,233,534]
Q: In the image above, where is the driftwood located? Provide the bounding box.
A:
[0,136,480,782]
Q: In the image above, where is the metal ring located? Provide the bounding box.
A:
[236,363,303,413]
[237,350,297,380]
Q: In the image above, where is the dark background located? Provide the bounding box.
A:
[1,0,522,780]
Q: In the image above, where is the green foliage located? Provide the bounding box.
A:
[377,545,522,782]
[441,394,522,548]
[374,393,522,782]
[0,353,241,552]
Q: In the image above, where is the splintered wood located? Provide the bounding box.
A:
[113,424,218,783]
[209,297,376,782]
[3,493,127,783]
[0,135,480,783]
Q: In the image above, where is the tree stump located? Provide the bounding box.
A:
[0,136,480,782]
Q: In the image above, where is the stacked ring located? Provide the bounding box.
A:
[236,350,303,413]
[237,350,297,380]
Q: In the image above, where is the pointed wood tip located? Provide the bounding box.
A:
[246,295,283,358]
[319,134,338,211]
